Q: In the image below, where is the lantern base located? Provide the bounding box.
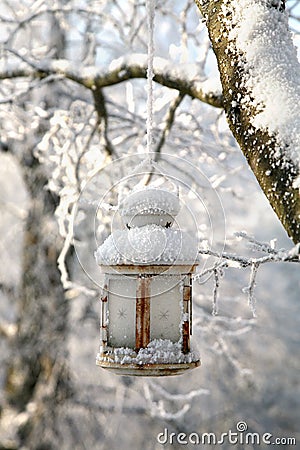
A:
[96,340,200,376]
[96,359,200,376]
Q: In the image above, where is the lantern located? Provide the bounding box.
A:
[95,182,200,376]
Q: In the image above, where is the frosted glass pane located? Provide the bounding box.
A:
[150,276,181,342]
[108,277,136,348]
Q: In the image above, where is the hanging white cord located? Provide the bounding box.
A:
[146,0,155,155]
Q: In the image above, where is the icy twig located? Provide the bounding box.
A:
[212,267,222,316]
[197,237,299,315]
[148,380,209,401]
[193,307,254,378]
[193,260,228,281]
[242,262,259,318]
[217,337,252,378]
[143,382,191,421]
[57,202,77,290]
[234,231,279,254]
[198,245,300,267]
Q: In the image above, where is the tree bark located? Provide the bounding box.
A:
[195,0,300,244]
[3,149,72,448]
[2,13,72,449]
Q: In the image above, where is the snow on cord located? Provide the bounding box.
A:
[226,0,300,175]
[97,339,200,364]
[95,224,199,265]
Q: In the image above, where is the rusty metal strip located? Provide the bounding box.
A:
[182,321,190,354]
[135,276,151,350]
[100,283,108,349]
[189,274,193,335]
[182,279,191,353]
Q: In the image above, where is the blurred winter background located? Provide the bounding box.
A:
[0,1,299,449]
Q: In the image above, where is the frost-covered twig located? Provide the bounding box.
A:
[198,244,300,267]
[57,203,77,290]
[197,237,299,315]
[194,308,256,330]
[0,73,64,105]
[193,307,254,378]
[74,116,102,190]
[242,262,259,318]
[143,382,191,421]
[235,231,279,254]
[216,337,252,378]
[193,260,228,280]
[212,268,221,316]
[147,380,209,401]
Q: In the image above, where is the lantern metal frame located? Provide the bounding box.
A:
[96,264,200,376]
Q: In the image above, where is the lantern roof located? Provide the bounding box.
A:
[95,224,199,266]
[96,167,199,267]
[118,186,180,218]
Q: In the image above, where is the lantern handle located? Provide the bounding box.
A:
[118,158,179,206]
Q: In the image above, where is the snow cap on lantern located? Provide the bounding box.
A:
[119,184,180,228]
[95,171,200,376]
[95,182,199,266]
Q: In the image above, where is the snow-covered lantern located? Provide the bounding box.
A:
[95,182,200,376]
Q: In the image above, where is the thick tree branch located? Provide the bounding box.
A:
[92,87,115,156]
[195,0,300,244]
[0,53,223,109]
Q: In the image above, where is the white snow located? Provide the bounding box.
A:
[95,224,199,265]
[225,0,300,171]
[96,179,198,265]
[97,339,200,365]
[118,186,180,217]
[107,54,222,100]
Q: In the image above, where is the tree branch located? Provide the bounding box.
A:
[195,234,299,315]
[0,52,223,109]
[194,0,300,244]
[154,92,186,157]
[92,87,115,156]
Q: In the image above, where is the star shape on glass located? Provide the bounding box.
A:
[117,307,127,319]
[158,309,169,321]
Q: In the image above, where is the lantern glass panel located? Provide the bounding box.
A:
[150,275,182,342]
[108,277,136,348]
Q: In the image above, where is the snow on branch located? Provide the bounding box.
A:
[195,0,300,243]
[198,236,300,268]
[196,232,300,316]
[0,50,223,108]
[227,0,300,173]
